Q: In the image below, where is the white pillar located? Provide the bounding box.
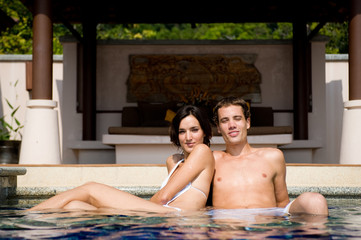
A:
[340,100,361,164]
[19,100,61,164]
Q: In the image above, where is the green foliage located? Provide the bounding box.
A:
[0,0,33,54]
[0,99,22,140]
[93,22,349,54]
[97,23,293,41]
[52,24,73,54]
[0,80,23,140]
[319,22,349,54]
[0,0,71,54]
[0,0,349,54]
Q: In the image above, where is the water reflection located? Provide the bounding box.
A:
[0,199,359,239]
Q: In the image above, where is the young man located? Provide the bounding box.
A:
[211,96,328,215]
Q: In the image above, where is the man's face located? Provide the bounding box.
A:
[217,105,250,145]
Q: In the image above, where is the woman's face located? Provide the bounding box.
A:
[178,114,205,156]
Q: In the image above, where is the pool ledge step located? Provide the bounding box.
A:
[14,186,361,199]
[0,167,27,200]
[5,164,361,199]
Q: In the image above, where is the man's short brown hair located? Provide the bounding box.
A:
[213,96,251,125]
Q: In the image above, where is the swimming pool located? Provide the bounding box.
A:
[0,198,360,239]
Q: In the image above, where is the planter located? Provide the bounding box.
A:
[0,140,21,164]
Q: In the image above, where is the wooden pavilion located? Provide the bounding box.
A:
[16,0,361,164]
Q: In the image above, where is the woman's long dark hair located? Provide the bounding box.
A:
[170,105,212,147]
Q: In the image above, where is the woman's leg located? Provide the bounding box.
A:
[28,182,174,212]
[63,200,98,210]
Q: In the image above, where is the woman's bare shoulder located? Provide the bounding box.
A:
[193,143,212,153]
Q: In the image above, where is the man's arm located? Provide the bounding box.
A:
[271,149,290,208]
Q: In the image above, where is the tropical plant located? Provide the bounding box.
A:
[0,100,23,140]
[0,80,23,140]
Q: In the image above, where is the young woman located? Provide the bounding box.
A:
[28,105,215,212]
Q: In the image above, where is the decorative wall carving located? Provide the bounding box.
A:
[127,54,262,103]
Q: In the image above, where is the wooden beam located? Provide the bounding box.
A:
[293,21,309,140]
[349,0,361,100]
[32,0,52,99]
[82,12,97,140]
[25,61,32,91]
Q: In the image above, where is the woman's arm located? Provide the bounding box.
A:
[151,144,214,205]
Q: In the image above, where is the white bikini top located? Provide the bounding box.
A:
[160,159,206,205]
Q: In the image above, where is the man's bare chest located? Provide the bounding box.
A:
[214,160,274,188]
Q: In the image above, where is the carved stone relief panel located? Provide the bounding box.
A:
[127,54,261,103]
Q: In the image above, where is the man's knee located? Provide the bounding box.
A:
[291,192,328,215]
[300,192,327,205]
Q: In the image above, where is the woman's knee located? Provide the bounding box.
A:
[64,200,97,210]
[81,181,102,190]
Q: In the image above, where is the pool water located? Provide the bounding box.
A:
[0,198,360,239]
